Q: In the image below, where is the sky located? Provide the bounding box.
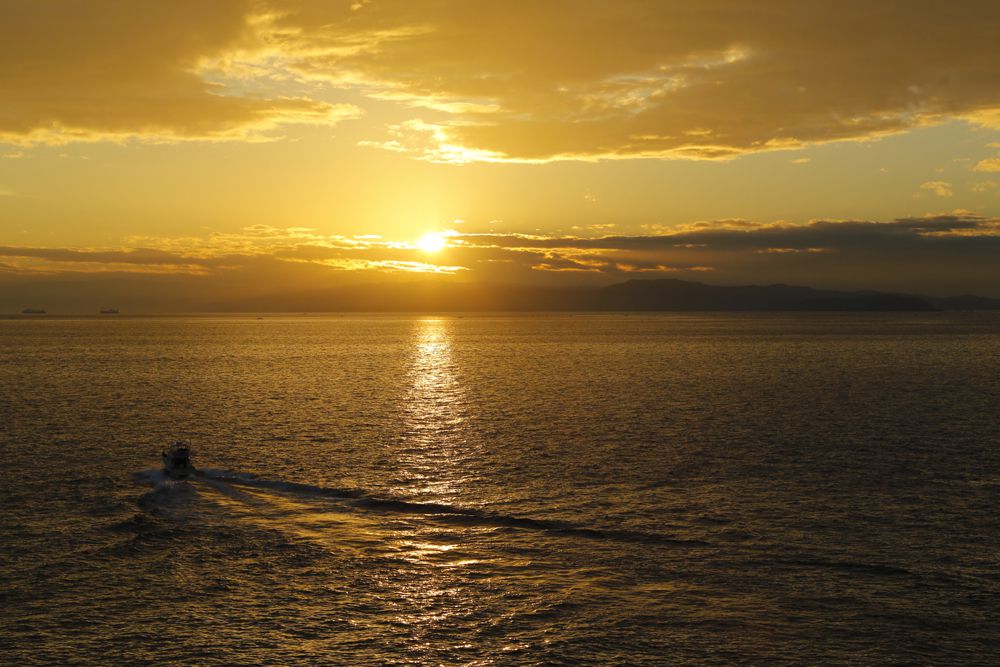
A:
[2,0,1000,310]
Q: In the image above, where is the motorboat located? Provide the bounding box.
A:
[162,441,195,479]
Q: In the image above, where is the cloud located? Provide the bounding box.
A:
[0,245,223,275]
[920,181,953,197]
[5,2,1000,160]
[972,142,1000,171]
[253,0,1000,161]
[971,181,997,192]
[3,215,1000,300]
[0,227,474,276]
[0,1,360,146]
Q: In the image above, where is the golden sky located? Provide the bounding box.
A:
[2,0,1000,306]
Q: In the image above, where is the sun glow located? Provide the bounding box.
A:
[416,231,448,252]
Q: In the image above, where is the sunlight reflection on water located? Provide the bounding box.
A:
[395,318,473,501]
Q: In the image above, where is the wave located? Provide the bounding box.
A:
[772,556,912,577]
[195,468,707,547]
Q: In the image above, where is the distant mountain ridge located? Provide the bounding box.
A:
[215,278,1000,312]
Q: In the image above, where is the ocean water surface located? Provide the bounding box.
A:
[1,313,998,665]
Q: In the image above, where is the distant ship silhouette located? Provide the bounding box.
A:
[99,308,120,314]
[21,308,46,314]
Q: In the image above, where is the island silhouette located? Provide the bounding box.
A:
[212,278,1000,313]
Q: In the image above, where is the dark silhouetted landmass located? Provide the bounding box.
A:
[927,294,1000,310]
[213,278,1000,312]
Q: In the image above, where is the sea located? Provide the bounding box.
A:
[1,313,998,665]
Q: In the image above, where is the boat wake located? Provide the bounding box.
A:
[186,468,708,547]
[134,469,200,510]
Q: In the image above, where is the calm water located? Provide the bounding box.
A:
[1,314,998,665]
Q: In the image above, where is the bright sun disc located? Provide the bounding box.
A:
[416,232,447,252]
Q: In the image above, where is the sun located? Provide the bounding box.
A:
[416,231,448,252]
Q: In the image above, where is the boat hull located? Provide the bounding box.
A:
[162,451,195,480]
[163,466,194,480]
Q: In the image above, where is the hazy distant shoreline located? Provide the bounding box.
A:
[7,278,999,316]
